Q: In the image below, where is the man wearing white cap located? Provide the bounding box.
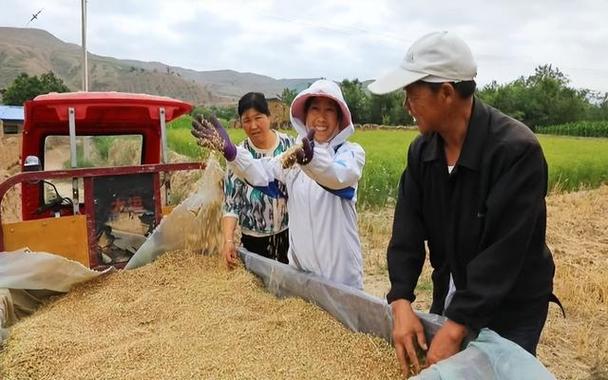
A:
[368,31,556,374]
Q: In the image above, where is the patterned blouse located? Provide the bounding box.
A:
[223,131,294,237]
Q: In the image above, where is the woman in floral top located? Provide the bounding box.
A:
[222,92,294,267]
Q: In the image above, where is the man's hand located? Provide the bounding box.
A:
[426,319,468,365]
[223,240,238,269]
[391,299,428,377]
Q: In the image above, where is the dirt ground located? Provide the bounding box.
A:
[359,185,608,380]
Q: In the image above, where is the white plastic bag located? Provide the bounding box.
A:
[412,328,555,380]
[0,249,111,345]
[125,158,224,270]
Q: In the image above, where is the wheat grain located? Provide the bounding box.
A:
[0,251,402,380]
[280,144,302,169]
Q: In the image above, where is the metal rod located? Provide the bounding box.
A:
[68,107,80,214]
[159,107,170,205]
[160,108,168,164]
[69,108,77,168]
[0,162,205,208]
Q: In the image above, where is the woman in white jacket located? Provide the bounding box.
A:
[193,80,365,289]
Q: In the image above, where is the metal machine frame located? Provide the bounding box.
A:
[0,92,203,270]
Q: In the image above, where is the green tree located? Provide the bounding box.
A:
[2,72,70,105]
[190,104,236,128]
[386,90,412,125]
[340,79,369,124]
[589,92,608,120]
[279,87,297,106]
[478,65,590,128]
[368,91,413,125]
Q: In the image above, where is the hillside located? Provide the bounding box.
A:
[0,27,318,104]
[121,61,317,100]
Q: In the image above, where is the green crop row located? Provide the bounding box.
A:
[168,117,608,207]
[536,121,608,137]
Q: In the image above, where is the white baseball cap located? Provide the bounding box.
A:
[368,31,477,95]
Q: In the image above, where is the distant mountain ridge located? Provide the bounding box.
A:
[0,27,319,105]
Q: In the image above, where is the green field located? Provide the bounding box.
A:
[169,117,608,207]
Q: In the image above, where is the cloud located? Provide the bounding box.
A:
[1,0,607,91]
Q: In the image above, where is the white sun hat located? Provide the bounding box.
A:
[368,31,477,95]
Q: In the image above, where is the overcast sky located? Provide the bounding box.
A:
[2,0,608,92]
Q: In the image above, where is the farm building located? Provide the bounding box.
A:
[0,105,24,136]
[229,98,291,130]
[267,98,290,129]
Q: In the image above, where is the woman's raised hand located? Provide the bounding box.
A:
[191,114,237,161]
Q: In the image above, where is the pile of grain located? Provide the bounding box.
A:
[0,251,401,380]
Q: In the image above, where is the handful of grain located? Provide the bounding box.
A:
[195,119,225,153]
[280,144,303,169]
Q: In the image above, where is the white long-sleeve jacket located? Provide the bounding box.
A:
[228,80,365,289]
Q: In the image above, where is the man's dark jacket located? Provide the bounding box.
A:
[386,98,555,331]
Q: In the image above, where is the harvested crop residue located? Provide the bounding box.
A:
[0,136,21,223]
[359,185,608,380]
[537,185,608,379]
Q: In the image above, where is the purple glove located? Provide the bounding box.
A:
[191,114,237,161]
[296,129,315,165]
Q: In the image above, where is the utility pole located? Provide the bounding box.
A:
[81,0,91,162]
[81,0,88,92]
